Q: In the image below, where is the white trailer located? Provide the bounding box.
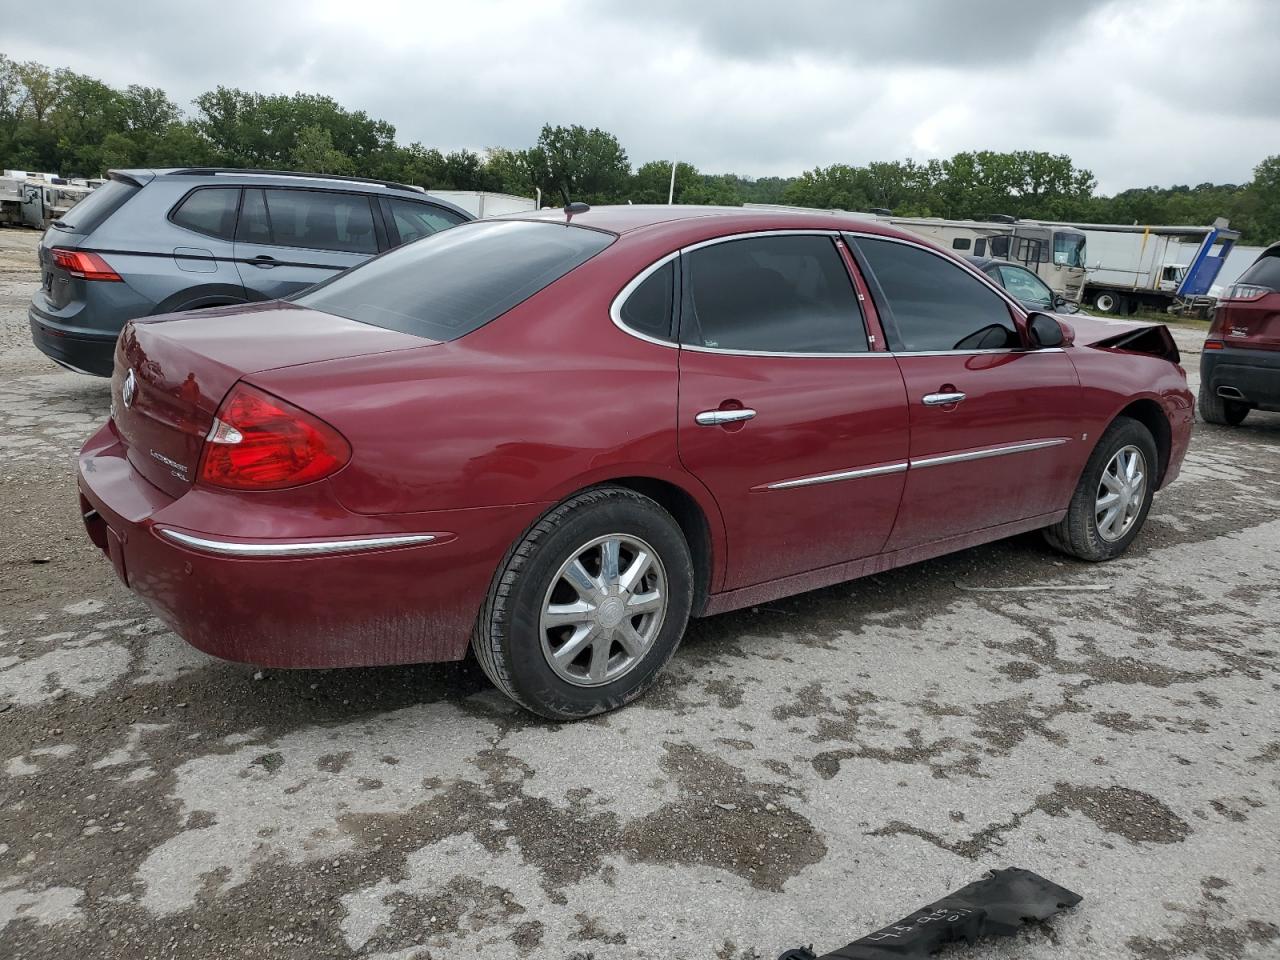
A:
[0,170,96,229]
[1037,218,1239,317]
[426,190,537,218]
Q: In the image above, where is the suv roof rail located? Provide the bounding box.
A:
[166,168,425,193]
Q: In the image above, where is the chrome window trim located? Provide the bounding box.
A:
[157,528,437,557]
[609,229,877,357]
[910,437,1068,470]
[762,461,908,491]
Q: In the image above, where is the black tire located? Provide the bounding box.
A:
[1044,416,1159,562]
[472,486,693,720]
[1198,381,1250,426]
[1093,292,1121,314]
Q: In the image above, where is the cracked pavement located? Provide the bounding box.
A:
[1,227,1277,959]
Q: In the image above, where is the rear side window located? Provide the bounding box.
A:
[1239,252,1280,289]
[618,260,676,341]
[54,178,138,233]
[236,188,271,244]
[171,187,239,240]
[387,198,465,245]
[295,220,613,341]
[682,235,867,353]
[855,237,1018,352]
[263,189,377,254]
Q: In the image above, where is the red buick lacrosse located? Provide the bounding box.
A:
[77,205,1192,718]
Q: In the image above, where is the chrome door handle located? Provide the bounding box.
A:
[695,408,757,426]
[922,392,966,406]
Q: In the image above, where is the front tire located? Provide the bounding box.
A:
[1198,381,1250,426]
[472,486,693,720]
[1044,417,1158,561]
[1093,292,1120,314]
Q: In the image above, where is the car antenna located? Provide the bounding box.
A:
[559,183,589,220]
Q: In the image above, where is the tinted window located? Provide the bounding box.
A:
[171,188,239,240]
[236,188,270,244]
[997,264,1054,308]
[683,235,866,353]
[295,220,613,341]
[619,260,675,340]
[55,178,138,233]
[990,236,1009,258]
[974,238,987,257]
[387,198,465,245]
[264,189,377,254]
[951,237,971,250]
[856,237,1019,352]
[1239,252,1280,289]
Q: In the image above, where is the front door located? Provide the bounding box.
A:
[674,233,910,590]
[233,187,379,300]
[850,234,1085,550]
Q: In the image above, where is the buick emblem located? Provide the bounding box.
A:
[122,369,137,409]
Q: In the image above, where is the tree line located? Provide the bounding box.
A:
[2,53,1277,244]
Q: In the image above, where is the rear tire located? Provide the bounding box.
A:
[472,486,693,720]
[1044,416,1158,562]
[1198,381,1250,426]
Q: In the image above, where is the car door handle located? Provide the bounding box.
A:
[922,392,966,406]
[249,255,277,268]
[695,408,757,426]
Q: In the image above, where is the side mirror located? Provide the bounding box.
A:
[1027,312,1065,348]
[1052,294,1080,314]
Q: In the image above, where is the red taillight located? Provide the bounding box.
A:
[198,383,350,491]
[1203,339,1225,350]
[50,247,122,282]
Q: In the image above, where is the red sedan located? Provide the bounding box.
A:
[77,206,1192,719]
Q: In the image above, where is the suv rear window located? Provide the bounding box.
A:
[51,178,137,234]
[1239,251,1280,289]
[295,220,613,341]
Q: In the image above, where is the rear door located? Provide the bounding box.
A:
[849,234,1085,550]
[674,232,909,590]
[234,188,381,299]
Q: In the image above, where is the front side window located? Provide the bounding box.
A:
[171,187,240,240]
[295,220,613,341]
[682,235,867,353]
[387,198,466,246]
[997,264,1054,309]
[1052,231,1086,268]
[855,237,1019,352]
[263,189,377,254]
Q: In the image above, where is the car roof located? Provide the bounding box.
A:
[499,203,942,247]
[108,167,472,220]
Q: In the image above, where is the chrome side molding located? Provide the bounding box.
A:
[156,528,437,557]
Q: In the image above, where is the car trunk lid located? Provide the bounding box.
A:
[112,302,433,497]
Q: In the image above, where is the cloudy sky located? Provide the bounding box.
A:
[5,0,1278,193]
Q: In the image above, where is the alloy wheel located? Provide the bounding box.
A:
[539,534,668,687]
[1095,444,1147,542]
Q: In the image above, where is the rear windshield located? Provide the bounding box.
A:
[52,178,138,233]
[1239,251,1280,289]
[294,220,614,340]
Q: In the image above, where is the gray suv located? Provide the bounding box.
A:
[29,168,472,375]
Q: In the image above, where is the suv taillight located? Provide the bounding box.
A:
[199,383,350,491]
[1225,283,1272,301]
[50,247,122,281]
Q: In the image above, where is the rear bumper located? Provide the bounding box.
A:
[29,311,118,376]
[76,421,543,668]
[1201,345,1280,410]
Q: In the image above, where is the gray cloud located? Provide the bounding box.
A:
[2,0,1277,194]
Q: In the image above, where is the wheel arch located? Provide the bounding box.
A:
[150,283,249,316]
[1113,398,1172,487]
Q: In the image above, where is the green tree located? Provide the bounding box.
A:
[290,124,354,174]
[525,123,630,204]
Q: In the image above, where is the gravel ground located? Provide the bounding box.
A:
[1,225,1277,960]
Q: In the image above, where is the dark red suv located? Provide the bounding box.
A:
[1201,242,1280,425]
